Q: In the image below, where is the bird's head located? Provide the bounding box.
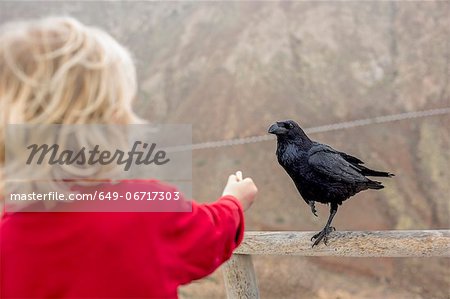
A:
[268,120,301,135]
[268,120,311,144]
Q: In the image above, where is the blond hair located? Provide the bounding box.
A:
[0,16,142,163]
[0,17,143,204]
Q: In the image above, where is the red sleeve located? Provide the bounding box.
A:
[163,195,245,285]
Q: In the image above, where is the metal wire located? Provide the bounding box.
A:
[192,107,450,150]
[167,107,450,152]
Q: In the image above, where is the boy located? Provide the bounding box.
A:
[0,17,258,298]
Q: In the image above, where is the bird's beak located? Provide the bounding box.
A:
[268,123,287,135]
[268,123,278,134]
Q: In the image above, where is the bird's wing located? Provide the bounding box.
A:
[339,152,364,165]
[307,145,367,183]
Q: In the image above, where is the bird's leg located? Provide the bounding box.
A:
[308,201,318,217]
[311,203,338,247]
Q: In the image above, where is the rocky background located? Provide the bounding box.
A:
[1,1,449,298]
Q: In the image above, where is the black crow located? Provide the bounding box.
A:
[268,120,394,247]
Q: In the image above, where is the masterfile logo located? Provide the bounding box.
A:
[26,141,170,171]
[5,124,191,181]
[4,124,192,213]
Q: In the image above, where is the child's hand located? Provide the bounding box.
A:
[222,171,258,211]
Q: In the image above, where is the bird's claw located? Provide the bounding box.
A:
[311,226,335,247]
[308,201,318,217]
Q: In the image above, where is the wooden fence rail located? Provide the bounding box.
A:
[223,230,450,299]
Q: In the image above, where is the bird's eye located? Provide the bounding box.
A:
[288,123,294,129]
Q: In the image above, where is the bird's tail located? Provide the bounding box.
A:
[357,165,394,177]
[367,180,385,190]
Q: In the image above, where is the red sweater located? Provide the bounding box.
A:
[0,180,244,298]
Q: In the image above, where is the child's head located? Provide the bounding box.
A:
[0,16,142,164]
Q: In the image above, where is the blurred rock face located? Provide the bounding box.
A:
[1,2,449,298]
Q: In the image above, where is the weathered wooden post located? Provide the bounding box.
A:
[235,230,450,257]
[222,230,450,297]
[223,254,259,299]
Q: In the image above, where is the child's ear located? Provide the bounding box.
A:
[108,109,127,124]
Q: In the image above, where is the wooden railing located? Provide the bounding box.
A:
[222,230,450,299]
